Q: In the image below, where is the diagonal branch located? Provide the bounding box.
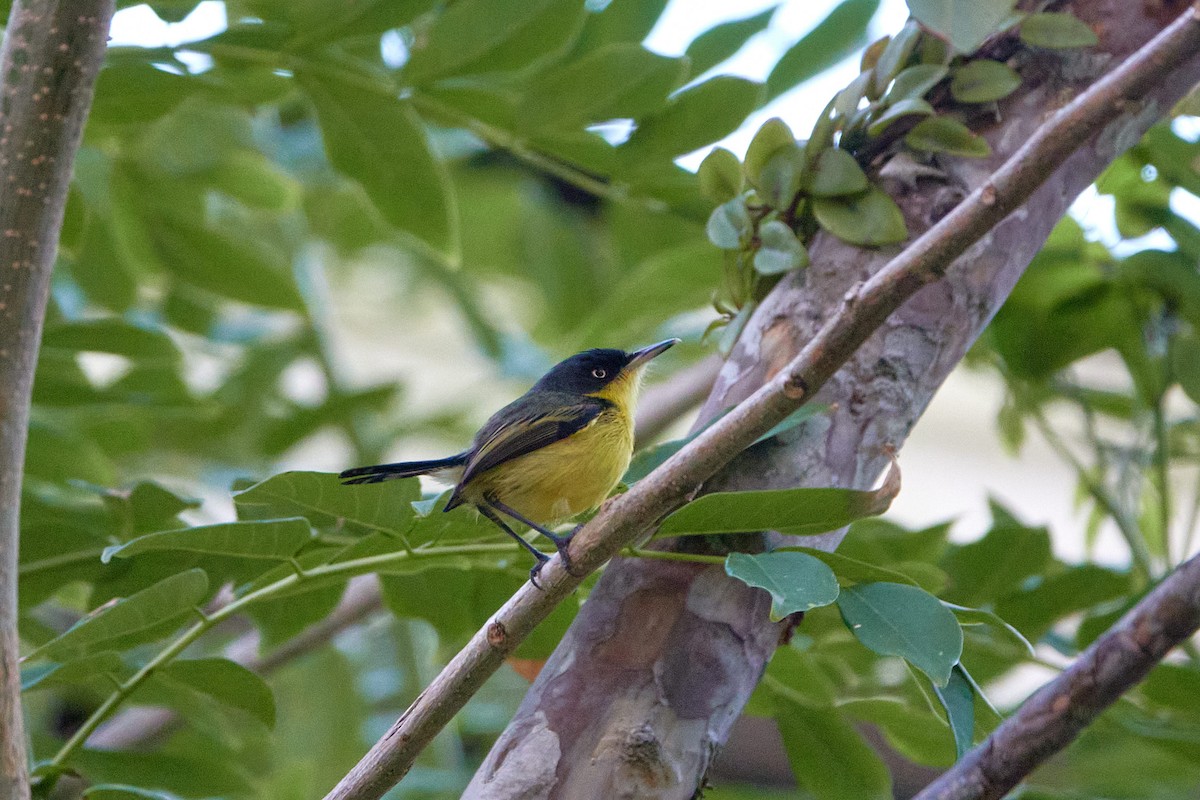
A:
[324,7,1200,799]
[0,3,114,797]
[915,550,1200,800]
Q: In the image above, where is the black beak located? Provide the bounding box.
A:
[627,338,681,369]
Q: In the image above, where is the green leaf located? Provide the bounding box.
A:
[992,564,1131,641]
[298,70,456,257]
[871,20,922,96]
[808,147,869,197]
[745,118,796,186]
[813,186,908,246]
[946,603,1035,656]
[867,97,933,136]
[162,658,276,727]
[908,0,1018,53]
[519,44,687,130]
[102,518,313,563]
[402,0,585,83]
[766,0,881,101]
[780,545,941,591]
[885,64,949,103]
[754,220,808,275]
[775,699,892,800]
[1174,332,1200,404]
[950,59,1021,103]
[234,471,421,540]
[725,551,840,620]
[621,76,765,159]
[1020,12,1098,49]
[839,696,955,766]
[933,664,975,759]
[42,319,179,362]
[698,147,743,203]
[757,143,806,210]
[905,116,991,157]
[684,6,777,78]
[706,196,752,249]
[657,459,899,538]
[30,569,209,661]
[940,522,1051,606]
[838,581,963,686]
[21,652,125,692]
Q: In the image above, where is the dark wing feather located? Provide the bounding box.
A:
[458,392,606,489]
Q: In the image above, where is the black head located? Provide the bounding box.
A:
[532,339,680,396]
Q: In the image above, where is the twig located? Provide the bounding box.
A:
[87,576,385,750]
[45,543,513,772]
[321,7,1200,799]
[0,1,114,795]
[913,550,1200,800]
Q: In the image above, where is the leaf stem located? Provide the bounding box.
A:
[622,547,727,566]
[1152,396,1173,564]
[46,541,517,769]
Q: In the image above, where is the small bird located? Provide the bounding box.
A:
[340,339,679,585]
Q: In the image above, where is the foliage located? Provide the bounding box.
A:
[5,0,1200,799]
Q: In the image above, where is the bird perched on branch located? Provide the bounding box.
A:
[340,339,680,585]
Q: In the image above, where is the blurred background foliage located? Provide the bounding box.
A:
[7,0,1200,797]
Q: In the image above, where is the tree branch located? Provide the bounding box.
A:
[915,550,1200,800]
[325,7,1200,799]
[0,2,113,796]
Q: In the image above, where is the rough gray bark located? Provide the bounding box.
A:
[466,3,1200,798]
[0,2,114,796]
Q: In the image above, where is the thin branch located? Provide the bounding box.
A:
[914,549,1200,800]
[322,8,1200,800]
[44,543,513,772]
[0,2,114,796]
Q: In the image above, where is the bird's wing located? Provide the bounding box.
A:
[458,394,606,489]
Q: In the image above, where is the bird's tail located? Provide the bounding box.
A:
[339,453,467,485]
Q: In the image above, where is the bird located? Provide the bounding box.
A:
[339,339,680,586]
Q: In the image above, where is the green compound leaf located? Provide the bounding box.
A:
[684,6,777,78]
[234,471,421,540]
[838,581,964,686]
[697,146,743,204]
[933,663,976,759]
[908,0,1018,53]
[21,652,125,692]
[31,569,209,662]
[725,551,840,621]
[905,116,991,157]
[103,518,313,563]
[813,186,908,246]
[950,59,1021,103]
[621,75,764,159]
[706,195,752,249]
[754,220,809,276]
[1020,12,1098,49]
[767,0,881,101]
[808,147,869,197]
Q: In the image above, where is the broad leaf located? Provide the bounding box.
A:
[754,220,808,275]
[162,658,276,727]
[21,652,125,692]
[807,147,869,197]
[657,458,899,537]
[905,116,991,157]
[684,6,777,78]
[950,59,1021,103]
[298,70,456,256]
[234,471,421,540]
[838,581,963,686]
[697,147,743,203]
[767,0,881,101]
[31,569,209,661]
[102,518,314,563]
[621,76,765,160]
[725,551,840,620]
[933,664,975,759]
[813,186,908,246]
[775,698,892,800]
[1020,12,1098,49]
[908,0,1017,53]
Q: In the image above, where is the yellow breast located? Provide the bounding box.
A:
[467,408,633,524]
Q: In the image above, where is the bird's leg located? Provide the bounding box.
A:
[485,496,576,577]
[477,503,550,588]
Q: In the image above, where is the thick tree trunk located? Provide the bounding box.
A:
[465,3,1200,798]
[0,3,114,797]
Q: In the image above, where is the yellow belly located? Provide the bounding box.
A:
[462,409,632,524]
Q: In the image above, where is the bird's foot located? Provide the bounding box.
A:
[528,551,551,590]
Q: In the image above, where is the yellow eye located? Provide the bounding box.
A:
[592,368,607,379]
